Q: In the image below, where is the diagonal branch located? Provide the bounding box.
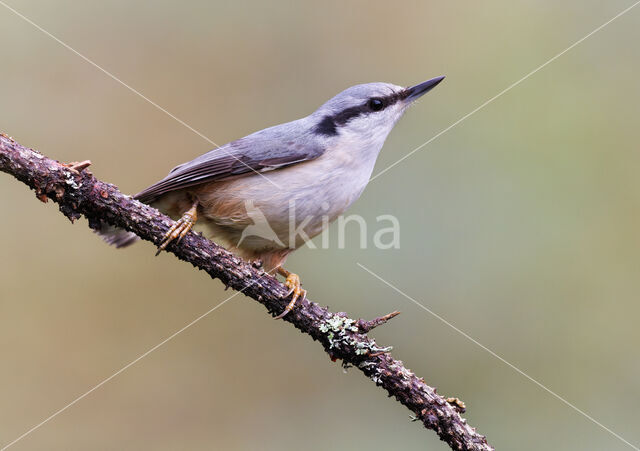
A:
[0,133,493,451]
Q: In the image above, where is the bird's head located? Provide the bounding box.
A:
[311,76,445,141]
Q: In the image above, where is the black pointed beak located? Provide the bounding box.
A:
[404,76,445,102]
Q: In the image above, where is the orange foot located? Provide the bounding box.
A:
[156,200,198,255]
[274,267,307,319]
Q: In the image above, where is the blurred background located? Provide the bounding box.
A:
[1,1,639,449]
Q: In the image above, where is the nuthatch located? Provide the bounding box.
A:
[99,76,445,318]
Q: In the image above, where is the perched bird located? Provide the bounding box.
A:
[99,76,445,318]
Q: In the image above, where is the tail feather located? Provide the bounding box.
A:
[95,222,140,248]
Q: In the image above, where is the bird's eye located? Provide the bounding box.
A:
[368,98,385,111]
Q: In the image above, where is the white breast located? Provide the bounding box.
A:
[200,131,385,250]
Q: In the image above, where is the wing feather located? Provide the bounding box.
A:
[134,123,325,203]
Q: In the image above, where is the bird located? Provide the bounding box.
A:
[98,76,445,318]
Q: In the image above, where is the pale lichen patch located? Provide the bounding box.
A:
[319,315,392,363]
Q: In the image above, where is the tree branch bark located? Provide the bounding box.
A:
[0,133,493,451]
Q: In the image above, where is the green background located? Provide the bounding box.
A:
[1,1,639,449]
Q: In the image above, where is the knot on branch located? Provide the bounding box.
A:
[356,310,401,333]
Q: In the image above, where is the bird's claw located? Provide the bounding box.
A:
[156,210,197,255]
[275,272,306,319]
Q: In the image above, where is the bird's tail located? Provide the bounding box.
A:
[95,222,140,248]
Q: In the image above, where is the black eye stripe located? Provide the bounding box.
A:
[315,89,409,136]
[334,105,367,126]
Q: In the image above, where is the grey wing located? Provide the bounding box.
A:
[134,124,326,204]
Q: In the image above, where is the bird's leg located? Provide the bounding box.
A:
[274,266,306,319]
[156,199,199,255]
